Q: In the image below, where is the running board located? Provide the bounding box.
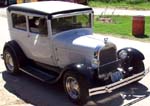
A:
[19,65,58,83]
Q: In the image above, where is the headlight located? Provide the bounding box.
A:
[92,46,101,68]
[94,46,101,58]
[119,50,128,60]
[91,58,99,68]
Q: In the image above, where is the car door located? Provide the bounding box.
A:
[10,12,29,55]
[25,15,55,66]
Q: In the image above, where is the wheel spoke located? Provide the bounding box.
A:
[65,76,80,99]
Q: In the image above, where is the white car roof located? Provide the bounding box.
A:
[8,1,92,18]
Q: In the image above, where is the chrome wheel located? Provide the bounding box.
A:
[5,52,14,71]
[65,76,80,99]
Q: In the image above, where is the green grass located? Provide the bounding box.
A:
[94,15,150,42]
[89,1,150,10]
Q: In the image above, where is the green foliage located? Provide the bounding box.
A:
[89,0,150,10]
[126,0,143,4]
[89,0,149,4]
[89,0,124,3]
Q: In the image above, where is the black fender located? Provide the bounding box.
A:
[64,64,94,79]
[117,47,145,61]
[58,64,95,87]
[117,47,145,76]
[3,40,27,66]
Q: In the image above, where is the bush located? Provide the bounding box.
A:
[89,0,147,4]
[126,0,144,4]
[89,0,124,3]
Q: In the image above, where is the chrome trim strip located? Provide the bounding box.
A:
[19,68,45,82]
[89,71,145,96]
[52,10,92,19]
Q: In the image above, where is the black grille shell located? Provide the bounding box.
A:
[99,43,118,74]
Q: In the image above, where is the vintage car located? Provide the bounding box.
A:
[2,1,146,104]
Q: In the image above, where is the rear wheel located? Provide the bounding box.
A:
[3,47,19,74]
[63,71,89,105]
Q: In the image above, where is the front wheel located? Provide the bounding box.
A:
[63,71,89,105]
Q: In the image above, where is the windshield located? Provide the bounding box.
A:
[51,13,91,35]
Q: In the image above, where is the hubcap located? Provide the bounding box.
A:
[65,76,80,99]
[5,52,14,71]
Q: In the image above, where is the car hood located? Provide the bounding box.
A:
[72,34,105,49]
[53,30,106,51]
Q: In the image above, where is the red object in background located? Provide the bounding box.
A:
[132,16,145,37]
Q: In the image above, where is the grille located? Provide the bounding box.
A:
[99,43,118,74]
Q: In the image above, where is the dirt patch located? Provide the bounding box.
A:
[96,16,113,23]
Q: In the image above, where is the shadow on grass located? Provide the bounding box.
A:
[134,34,150,38]
[2,70,150,106]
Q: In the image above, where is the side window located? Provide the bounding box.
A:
[28,16,48,35]
[12,13,27,30]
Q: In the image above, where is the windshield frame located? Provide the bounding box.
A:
[50,10,93,35]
